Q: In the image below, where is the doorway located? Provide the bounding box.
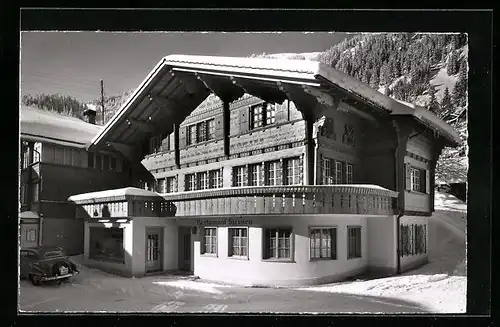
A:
[145,227,163,274]
[178,227,192,271]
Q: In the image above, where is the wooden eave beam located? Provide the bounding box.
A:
[195,72,244,103]
[126,117,157,133]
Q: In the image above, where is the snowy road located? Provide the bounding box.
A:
[18,271,425,313]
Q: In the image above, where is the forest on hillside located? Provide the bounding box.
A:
[22,33,468,185]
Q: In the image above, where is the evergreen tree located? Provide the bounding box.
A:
[427,85,440,115]
[447,50,459,75]
[441,87,453,116]
[452,60,468,107]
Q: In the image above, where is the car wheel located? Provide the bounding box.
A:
[30,275,41,286]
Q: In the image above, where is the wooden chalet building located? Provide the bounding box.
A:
[64,55,460,286]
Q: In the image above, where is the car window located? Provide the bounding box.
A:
[44,251,62,258]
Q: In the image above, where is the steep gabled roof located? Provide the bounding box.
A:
[88,54,461,152]
[20,106,102,148]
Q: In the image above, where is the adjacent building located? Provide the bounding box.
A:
[41,54,460,286]
[19,106,149,254]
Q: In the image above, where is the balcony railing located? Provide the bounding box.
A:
[161,185,399,217]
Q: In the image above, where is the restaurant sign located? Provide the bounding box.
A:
[196,218,253,226]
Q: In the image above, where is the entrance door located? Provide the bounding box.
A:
[178,227,191,271]
[146,228,162,273]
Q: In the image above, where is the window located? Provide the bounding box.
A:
[187,119,216,145]
[95,155,102,171]
[209,170,222,189]
[346,164,353,184]
[88,152,95,168]
[89,227,125,263]
[110,157,117,171]
[202,227,217,255]
[250,104,264,129]
[347,226,362,259]
[166,177,176,193]
[265,103,276,125]
[157,179,167,193]
[410,167,427,193]
[149,135,163,154]
[265,161,281,186]
[21,143,31,169]
[207,119,215,141]
[321,157,334,185]
[250,103,277,130]
[342,124,355,146]
[103,155,109,171]
[187,125,197,146]
[233,166,246,187]
[26,229,37,243]
[310,228,337,260]
[197,171,209,190]
[249,164,261,186]
[284,157,302,185]
[264,228,292,260]
[197,121,207,143]
[20,184,27,206]
[335,161,343,184]
[229,228,248,257]
[400,224,427,256]
[33,143,41,163]
[185,174,196,191]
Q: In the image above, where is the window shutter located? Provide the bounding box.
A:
[275,101,287,124]
[405,163,411,190]
[239,107,249,134]
[215,114,224,138]
[425,169,430,194]
[260,162,265,186]
[179,126,187,148]
[243,165,248,187]
[298,155,304,185]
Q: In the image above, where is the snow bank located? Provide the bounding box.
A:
[295,191,467,313]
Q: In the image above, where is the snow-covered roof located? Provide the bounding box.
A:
[19,211,39,219]
[89,54,461,150]
[21,106,103,148]
[68,187,162,203]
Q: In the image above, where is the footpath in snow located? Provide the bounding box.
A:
[294,191,467,313]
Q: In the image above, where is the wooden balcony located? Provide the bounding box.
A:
[162,185,399,217]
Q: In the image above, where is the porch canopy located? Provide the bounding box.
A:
[87,54,461,160]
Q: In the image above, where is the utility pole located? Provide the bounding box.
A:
[100,79,105,125]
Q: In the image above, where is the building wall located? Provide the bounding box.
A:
[131,217,178,277]
[399,215,429,272]
[43,217,84,255]
[178,214,369,287]
[366,215,398,274]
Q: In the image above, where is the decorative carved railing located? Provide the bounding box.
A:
[161,185,398,217]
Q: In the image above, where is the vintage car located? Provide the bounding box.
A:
[20,246,79,285]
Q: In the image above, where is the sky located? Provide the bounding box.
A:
[20,32,350,103]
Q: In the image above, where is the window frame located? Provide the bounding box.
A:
[262,227,294,261]
[185,173,196,191]
[26,228,37,243]
[346,163,354,184]
[309,226,337,261]
[197,171,209,190]
[201,227,218,256]
[209,169,222,189]
[166,176,176,193]
[265,160,281,186]
[228,227,249,259]
[347,226,362,259]
[206,119,215,141]
[248,163,261,186]
[285,157,302,186]
[335,161,343,184]
[233,166,246,187]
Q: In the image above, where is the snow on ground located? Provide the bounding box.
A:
[295,191,467,313]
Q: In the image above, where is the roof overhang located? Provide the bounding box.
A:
[87,54,461,155]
